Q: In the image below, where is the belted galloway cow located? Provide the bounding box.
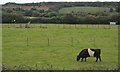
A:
[76,48,101,62]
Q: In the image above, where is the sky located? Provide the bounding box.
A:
[0,0,119,4]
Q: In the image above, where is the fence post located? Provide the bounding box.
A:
[75,24,76,29]
[71,37,73,47]
[27,37,29,47]
[19,24,22,28]
[98,24,99,28]
[93,37,96,47]
[87,25,88,28]
[63,24,65,29]
[109,25,111,29]
[35,64,38,70]
[57,24,59,29]
[114,39,117,48]
[48,38,50,46]
[69,24,71,29]
[8,24,10,28]
[40,24,41,28]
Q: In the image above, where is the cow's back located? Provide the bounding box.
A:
[79,49,89,57]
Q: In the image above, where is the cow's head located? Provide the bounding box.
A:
[76,55,80,61]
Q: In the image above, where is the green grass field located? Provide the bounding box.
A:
[59,7,111,14]
[2,24,118,70]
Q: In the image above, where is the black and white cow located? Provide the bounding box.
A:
[76,48,101,62]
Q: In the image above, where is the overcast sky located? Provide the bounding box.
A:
[0,0,119,4]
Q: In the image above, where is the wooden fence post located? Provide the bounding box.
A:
[69,24,71,29]
[75,24,76,29]
[27,37,29,47]
[87,25,88,28]
[63,24,65,29]
[48,38,50,46]
[35,64,38,70]
[8,24,10,28]
[57,24,59,29]
[93,37,96,47]
[71,37,73,47]
[20,24,22,28]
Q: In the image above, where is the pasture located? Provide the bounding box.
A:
[59,7,112,14]
[2,24,118,70]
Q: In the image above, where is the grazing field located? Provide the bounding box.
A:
[2,24,118,70]
[59,7,111,14]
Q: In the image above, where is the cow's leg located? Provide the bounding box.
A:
[99,56,101,61]
[96,57,98,62]
[85,58,86,62]
[81,58,83,62]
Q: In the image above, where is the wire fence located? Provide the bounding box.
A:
[2,24,114,29]
[2,24,118,48]
[6,36,99,48]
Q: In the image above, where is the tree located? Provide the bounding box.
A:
[39,10,44,13]
[48,12,57,17]
[110,8,114,12]
[2,13,28,23]
[84,15,97,24]
[109,13,120,23]
[24,10,33,16]
[116,2,120,12]
[96,16,110,24]
[61,14,78,24]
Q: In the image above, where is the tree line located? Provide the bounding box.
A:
[2,12,120,24]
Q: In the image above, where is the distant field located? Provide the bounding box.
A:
[2,24,118,70]
[59,7,111,14]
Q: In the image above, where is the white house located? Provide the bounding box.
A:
[110,22,116,25]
